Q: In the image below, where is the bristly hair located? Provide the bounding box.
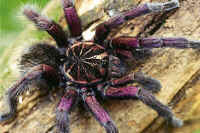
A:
[19,43,61,74]
[19,4,39,23]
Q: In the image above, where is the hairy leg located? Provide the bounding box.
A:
[61,0,82,37]
[139,37,200,49]
[94,0,180,43]
[80,87,118,133]
[108,55,127,78]
[98,72,161,93]
[56,88,78,133]
[0,64,59,122]
[20,43,61,72]
[23,6,68,48]
[105,36,200,59]
[109,36,200,49]
[98,85,183,127]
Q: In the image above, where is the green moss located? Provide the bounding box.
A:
[0,45,7,56]
[0,0,62,96]
[0,0,50,37]
[193,130,200,133]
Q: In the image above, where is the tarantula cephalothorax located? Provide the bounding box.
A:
[1,0,200,132]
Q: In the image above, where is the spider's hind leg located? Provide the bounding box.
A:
[134,72,162,93]
[0,64,60,123]
[98,77,183,127]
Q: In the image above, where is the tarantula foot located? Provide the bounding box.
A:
[169,116,183,127]
[147,0,179,12]
[188,40,200,49]
[56,110,70,133]
[134,72,162,93]
[104,121,118,133]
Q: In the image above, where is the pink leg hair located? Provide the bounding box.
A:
[61,0,82,37]
[98,76,183,127]
[99,68,161,93]
[56,89,78,133]
[106,36,200,59]
[139,37,200,49]
[94,0,180,43]
[98,72,160,96]
[81,87,118,133]
[0,64,59,123]
[23,7,68,48]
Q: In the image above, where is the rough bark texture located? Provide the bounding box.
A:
[0,0,200,133]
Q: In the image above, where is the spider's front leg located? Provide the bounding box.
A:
[23,6,68,47]
[94,0,180,44]
[97,75,183,127]
[80,87,118,133]
[56,88,78,133]
[0,64,59,122]
[61,0,82,37]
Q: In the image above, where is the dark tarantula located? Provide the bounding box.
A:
[1,0,200,132]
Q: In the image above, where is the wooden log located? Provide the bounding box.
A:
[0,0,200,133]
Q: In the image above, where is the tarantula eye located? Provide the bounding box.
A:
[60,57,65,62]
[58,54,67,63]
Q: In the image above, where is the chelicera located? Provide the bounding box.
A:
[1,0,200,132]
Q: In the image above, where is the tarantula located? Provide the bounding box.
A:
[1,0,200,132]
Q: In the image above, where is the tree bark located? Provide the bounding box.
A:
[0,0,200,133]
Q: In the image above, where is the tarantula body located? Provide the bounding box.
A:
[65,42,109,85]
[1,0,200,133]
